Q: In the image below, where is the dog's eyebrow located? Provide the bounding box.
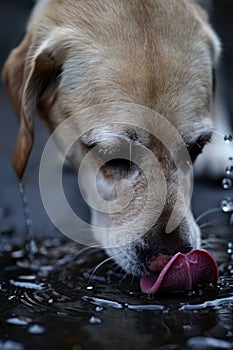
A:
[80,129,151,149]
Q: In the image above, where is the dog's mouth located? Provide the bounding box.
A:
[140,249,218,294]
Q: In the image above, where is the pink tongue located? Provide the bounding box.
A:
[140,249,218,294]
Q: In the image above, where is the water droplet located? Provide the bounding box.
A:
[95,306,104,312]
[27,324,46,335]
[221,199,233,213]
[222,178,232,189]
[0,340,24,350]
[48,299,54,304]
[8,296,16,301]
[89,316,102,325]
[226,165,233,176]
[86,286,94,290]
[224,135,233,143]
[6,317,30,326]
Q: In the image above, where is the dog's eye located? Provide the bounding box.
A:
[187,142,205,163]
[187,133,212,163]
[82,141,134,175]
[104,158,132,171]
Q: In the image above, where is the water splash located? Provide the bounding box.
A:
[18,181,38,263]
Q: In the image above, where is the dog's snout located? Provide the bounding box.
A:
[138,225,194,274]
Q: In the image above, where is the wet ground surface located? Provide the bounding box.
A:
[1,1,233,350]
[0,220,233,350]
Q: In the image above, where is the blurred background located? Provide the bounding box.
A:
[0,0,232,246]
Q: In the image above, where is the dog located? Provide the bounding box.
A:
[2,0,221,277]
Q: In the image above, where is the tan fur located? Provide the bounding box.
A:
[2,0,220,275]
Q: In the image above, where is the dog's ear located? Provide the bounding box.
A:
[189,0,221,65]
[192,2,209,22]
[191,0,212,17]
[2,30,69,178]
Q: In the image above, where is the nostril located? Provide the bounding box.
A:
[146,255,173,273]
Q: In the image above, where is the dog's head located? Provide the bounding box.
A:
[2,0,220,276]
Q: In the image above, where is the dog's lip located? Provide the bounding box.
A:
[140,249,219,294]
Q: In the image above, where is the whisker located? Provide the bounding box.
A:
[199,222,215,230]
[130,275,135,288]
[88,256,116,284]
[119,271,129,283]
[195,207,221,224]
[73,245,101,260]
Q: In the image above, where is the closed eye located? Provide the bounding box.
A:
[187,134,212,163]
[188,142,205,163]
[81,139,135,174]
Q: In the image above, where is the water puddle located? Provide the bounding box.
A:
[0,224,232,350]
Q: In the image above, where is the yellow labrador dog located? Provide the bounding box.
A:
[2,0,221,287]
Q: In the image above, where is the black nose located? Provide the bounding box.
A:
[135,226,193,273]
[144,239,192,268]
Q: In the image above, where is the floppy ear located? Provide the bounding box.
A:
[193,0,213,15]
[2,30,67,179]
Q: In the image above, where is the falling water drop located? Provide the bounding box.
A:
[221,199,233,213]
[226,165,233,176]
[18,181,38,263]
[222,178,233,190]
[224,135,233,143]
